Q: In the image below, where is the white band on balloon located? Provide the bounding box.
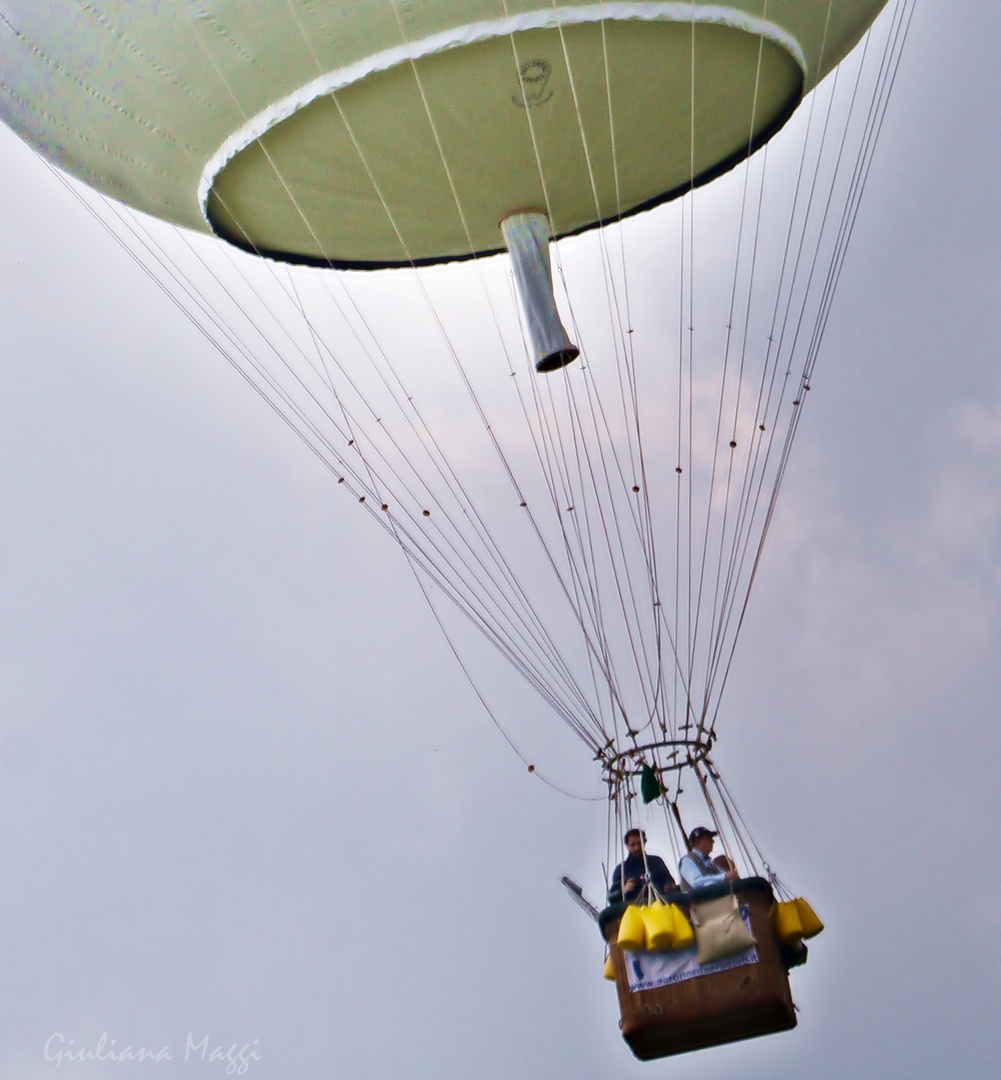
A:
[197,2,808,230]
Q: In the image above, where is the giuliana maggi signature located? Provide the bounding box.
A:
[43,1032,262,1074]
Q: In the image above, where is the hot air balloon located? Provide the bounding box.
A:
[0,0,913,1060]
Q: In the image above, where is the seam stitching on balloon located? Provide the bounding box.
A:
[196,2,808,229]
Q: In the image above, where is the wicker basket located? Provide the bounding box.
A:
[603,878,796,1060]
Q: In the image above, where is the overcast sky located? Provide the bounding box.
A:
[1,3,999,1080]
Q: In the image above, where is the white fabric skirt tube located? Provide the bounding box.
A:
[500,212,579,372]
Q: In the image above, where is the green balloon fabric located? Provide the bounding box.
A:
[0,1,888,266]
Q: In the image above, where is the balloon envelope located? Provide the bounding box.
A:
[0,0,906,852]
[0,1,886,264]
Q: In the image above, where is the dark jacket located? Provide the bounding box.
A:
[608,853,676,905]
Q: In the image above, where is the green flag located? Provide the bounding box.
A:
[640,763,664,804]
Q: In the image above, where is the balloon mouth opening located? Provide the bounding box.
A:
[199,15,805,271]
[537,347,580,373]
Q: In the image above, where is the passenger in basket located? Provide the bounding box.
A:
[608,828,677,905]
[678,826,740,890]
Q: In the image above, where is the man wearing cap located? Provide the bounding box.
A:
[608,828,677,905]
[678,826,740,890]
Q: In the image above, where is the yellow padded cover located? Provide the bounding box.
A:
[639,902,676,951]
[669,904,695,949]
[795,897,824,939]
[772,899,805,943]
[616,904,647,951]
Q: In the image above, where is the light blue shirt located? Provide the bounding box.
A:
[679,849,726,891]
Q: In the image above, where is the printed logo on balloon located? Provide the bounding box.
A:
[512,58,553,108]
